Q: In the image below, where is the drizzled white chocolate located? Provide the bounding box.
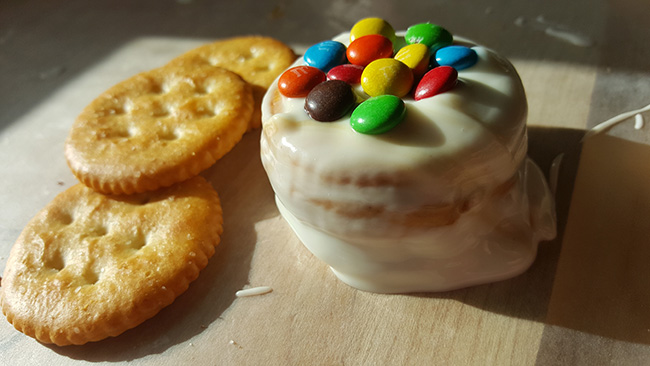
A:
[260,32,556,293]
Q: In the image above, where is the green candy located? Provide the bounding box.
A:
[350,95,406,134]
[405,23,453,51]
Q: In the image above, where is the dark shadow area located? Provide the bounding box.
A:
[410,126,584,324]
[47,130,278,361]
[535,134,650,352]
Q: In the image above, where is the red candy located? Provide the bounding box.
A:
[278,66,327,98]
[346,34,394,67]
[414,66,458,101]
[327,64,365,84]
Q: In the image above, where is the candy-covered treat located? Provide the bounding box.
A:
[260,18,556,293]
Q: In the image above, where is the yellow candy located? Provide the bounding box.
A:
[394,43,430,79]
[350,17,396,44]
[361,58,414,98]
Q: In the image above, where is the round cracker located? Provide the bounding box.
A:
[1,176,222,346]
[65,64,253,195]
[168,36,297,130]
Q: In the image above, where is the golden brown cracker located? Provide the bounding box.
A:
[168,36,297,130]
[65,64,253,195]
[1,176,222,346]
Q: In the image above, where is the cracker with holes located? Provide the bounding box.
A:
[0,176,222,346]
[65,64,254,195]
[167,36,296,130]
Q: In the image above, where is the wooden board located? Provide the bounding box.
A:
[2,25,650,365]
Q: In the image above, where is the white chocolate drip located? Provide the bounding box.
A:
[635,113,645,130]
[235,286,273,297]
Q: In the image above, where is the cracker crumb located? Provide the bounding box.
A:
[229,340,243,349]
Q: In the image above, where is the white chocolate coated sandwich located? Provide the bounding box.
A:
[260,19,556,293]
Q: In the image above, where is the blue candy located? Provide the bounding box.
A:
[435,46,478,70]
[304,41,347,72]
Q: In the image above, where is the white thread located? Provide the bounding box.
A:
[583,103,650,140]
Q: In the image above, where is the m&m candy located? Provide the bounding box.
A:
[350,95,406,134]
[394,43,430,79]
[347,35,394,67]
[361,58,414,98]
[304,80,356,122]
[327,64,365,84]
[405,23,453,51]
[304,40,347,72]
[435,46,478,70]
[278,66,327,98]
[350,17,396,44]
[414,66,458,101]
[278,18,476,134]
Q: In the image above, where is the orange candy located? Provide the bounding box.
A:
[278,66,327,98]
[346,35,394,67]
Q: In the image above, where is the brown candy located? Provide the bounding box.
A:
[304,80,356,122]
